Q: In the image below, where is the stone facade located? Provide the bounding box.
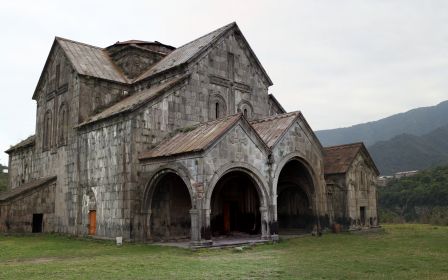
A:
[2,22,379,244]
[324,143,379,230]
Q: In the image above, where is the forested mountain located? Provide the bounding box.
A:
[316,100,448,146]
[369,125,448,175]
[379,165,448,225]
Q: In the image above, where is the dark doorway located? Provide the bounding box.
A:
[210,171,261,237]
[278,186,313,230]
[277,160,315,234]
[360,207,366,226]
[150,173,191,241]
[32,214,43,233]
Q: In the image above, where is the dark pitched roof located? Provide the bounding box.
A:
[140,114,242,160]
[324,143,379,175]
[5,135,36,154]
[135,23,235,82]
[78,74,188,127]
[0,176,56,202]
[56,37,129,83]
[250,112,300,148]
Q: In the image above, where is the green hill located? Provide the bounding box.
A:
[368,124,448,175]
[379,165,448,225]
[316,100,448,146]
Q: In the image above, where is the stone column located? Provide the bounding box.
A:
[260,206,271,239]
[145,210,152,241]
[268,194,279,240]
[189,209,200,243]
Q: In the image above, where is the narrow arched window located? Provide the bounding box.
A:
[243,108,248,118]
[215,102,220,119]
[58,104,68,146]
[43,110,52,151]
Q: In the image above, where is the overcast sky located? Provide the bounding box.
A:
[1,0,448,166]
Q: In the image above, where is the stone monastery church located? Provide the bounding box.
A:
[1,22,379,245]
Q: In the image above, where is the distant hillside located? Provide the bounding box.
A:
[316,100,448,146]
[368,125,448,175]
[379,165,448,225]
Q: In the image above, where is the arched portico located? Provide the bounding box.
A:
[205,164,270,240]
[274,155,319,234]
[141,167,195,242]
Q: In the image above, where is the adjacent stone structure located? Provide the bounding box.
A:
[324,143,380,230]
[1,22,379,244]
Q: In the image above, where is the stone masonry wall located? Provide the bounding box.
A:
[78,118,133,238]
[271,119,328,222]
[0,182,56,233]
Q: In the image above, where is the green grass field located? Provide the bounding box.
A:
[1,224,447,279]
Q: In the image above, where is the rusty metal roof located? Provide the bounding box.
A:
[79,75,188,127]
[135,23,235,82]
[324,143,379,175]
[0,176,56,202]
[250,112,300,148]
[140,114,242,160]
[5,135,36,154]
[56,37,129,84]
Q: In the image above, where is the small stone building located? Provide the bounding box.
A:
[1,22,379,244]
[324,143,380,230]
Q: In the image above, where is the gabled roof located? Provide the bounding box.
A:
[78,74,188,127]
[32,37,129,100]
[324,143,380,176]
[5,135,36,154]
[0,176,56,202]
[134,22,273,85]
[250,112,300,148]
[135,23,235,82]
[139,113,270,160]
[250,111,323,151]
[56,37,129,83]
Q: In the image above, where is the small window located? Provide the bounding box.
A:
[243,108,248,117]
[43,110,53,150]
[215,102,220,119]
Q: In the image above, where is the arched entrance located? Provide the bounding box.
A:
[277,160,316,234]
[210,171,262,237]
[146,172,192,241]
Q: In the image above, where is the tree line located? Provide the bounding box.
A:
[379,165,448,225]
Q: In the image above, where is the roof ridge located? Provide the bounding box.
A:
[324,142,364,150]
[182,113,242,132]
[175,22,235,50]
[55,36,103,50]
[250,111,300,124]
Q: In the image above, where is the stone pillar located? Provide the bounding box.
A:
[260,206,270,239]
[268,202,279,241]
[190,207,212,247]
[189,209,200,243]
[141,210,152,241]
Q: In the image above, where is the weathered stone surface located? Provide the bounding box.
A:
[2,23,379,244]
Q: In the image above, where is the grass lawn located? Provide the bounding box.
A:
[0,224,447,279]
